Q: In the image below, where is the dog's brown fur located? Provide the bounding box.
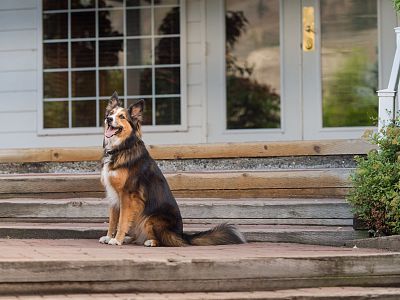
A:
[99,92,246,247]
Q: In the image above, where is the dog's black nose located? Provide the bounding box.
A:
[106,117,113,124]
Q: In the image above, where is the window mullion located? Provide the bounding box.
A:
[151,0,156,126]
[95,0,100,127]
[68,0,72,129]
[123,0,127,108]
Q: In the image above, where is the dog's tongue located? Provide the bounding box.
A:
[105,126,118,138]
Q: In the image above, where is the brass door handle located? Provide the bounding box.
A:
[303,7,315,52]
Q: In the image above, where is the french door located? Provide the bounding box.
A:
[206,0,397,142]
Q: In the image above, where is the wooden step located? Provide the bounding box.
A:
[0,223,366,246]
[9,288,400,300]
[0,198,354,226]
[0,239,397,295]
[0,140,374,163]
[0,169,352,199]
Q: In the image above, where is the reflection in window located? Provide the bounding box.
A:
[156,98,180,125]
[44,101,69,128]
[72,100,97,127]
[42,0,182,129]
[225,0,281,130]
[321,0,378,127]
[43,43,68,69]
[99,40,124,67]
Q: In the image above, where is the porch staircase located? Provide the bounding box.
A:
[0,141,369,246]
[1,141,399,298]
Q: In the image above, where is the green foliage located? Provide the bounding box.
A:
[394,0,400,12]
[323,49,378,127]
[347,124,400,236]
[226,75,280,129]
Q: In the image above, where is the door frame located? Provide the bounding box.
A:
[205,0,397,143]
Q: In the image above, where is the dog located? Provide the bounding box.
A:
[99,92,246,246]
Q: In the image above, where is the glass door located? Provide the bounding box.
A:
[302,0,396,139]
[206,0,303,142]
[206,0,396,142]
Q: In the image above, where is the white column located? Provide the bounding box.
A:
[377,27,400,131]
[377,90,396,130]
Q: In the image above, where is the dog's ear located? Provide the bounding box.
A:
[128,99,145,123]
[106,91,122,113]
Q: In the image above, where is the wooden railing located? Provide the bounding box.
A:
[378,27,400,131]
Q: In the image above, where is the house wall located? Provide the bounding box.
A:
[0,0,207,149]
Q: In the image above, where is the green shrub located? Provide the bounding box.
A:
[347,123,400,236]
[394,0,400,12]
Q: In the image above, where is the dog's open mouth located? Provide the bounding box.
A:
[105,125,122,138]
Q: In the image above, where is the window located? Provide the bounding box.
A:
[41,0,184,133]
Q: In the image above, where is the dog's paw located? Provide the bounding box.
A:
[99,236,111,244]
[144,239,158,247]
[108,238,123,246]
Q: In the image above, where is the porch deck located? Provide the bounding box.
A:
[0,239,399,296]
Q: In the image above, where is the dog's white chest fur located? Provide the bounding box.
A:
[101,160,119,207]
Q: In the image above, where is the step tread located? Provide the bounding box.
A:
[0,169,352,199]
[7,288,400,300]
[0,168,352,176]
[0,222,356,232]
[0,239,396,295]
[0,197,349,204]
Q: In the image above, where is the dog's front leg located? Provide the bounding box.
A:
[108,194,143,245]
[99,205,119,244]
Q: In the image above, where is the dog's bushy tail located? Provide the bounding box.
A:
[182,223,246,246]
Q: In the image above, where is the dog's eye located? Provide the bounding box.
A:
[119,115,125,120]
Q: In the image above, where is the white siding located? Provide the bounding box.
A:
[0,0,208,149]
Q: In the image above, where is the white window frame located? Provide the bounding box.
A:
[37,0,187,136]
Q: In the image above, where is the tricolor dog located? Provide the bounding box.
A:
[99,92,246,246]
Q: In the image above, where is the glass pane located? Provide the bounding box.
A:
[127,39,152,65]
[156,97,180,125]
[126,8,152,36]
[71,12,95,38]
[127,98,153,125]
[43,43,68,69]
[154,7,180,35]
[44,101,69,128]
[71,0,95,9]
[99,10,124,37]
[127,69,152,95]
[43,0,68,11]
[321,0,378,127]
[44,72,68,98]
[43,13,67,40]
[155,0,179,5]
[71,41,96,68]
[126,0,150,6]
[155,67,180,94]
[99,0,123,8]
[72,71,96,97]
[155,37,180,64]
[99,40,124,67]
[99,69,124,96]
[72,100,96,127]
[225,0,281,129]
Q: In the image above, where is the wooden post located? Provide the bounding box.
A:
[377,27,400,131]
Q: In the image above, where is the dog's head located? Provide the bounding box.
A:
[103,91,144,149]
